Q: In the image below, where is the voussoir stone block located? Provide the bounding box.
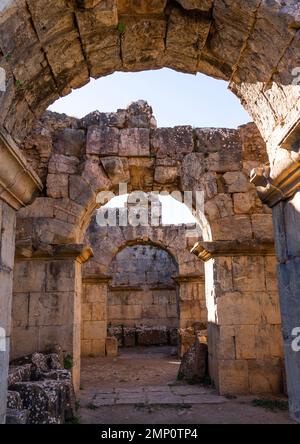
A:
[175,0,213,11]
[118,0,167,14]
[165,7,211,71]
[81,159,112,192]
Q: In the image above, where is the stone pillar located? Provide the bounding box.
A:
[81,277,109,357]
[174,274,206,357]
[0,202,15,424]
[0,129,42,424]
[12,244,93,393]
[272,197,300,422]
[251,155,300,422]
[192,240,283,395]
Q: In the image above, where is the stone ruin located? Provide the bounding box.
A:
[9,101,283,404]
[1,0,300,422]
[6,351,74,424]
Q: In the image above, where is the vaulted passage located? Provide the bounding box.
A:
[1,0,300,424]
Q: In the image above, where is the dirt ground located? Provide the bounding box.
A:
[77,347,295,424]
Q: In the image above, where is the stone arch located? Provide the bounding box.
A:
[81,213,206,357]
[1,0,300,161]
[15,102,271,248]
[1,0,300,423]
[12,104,282,399]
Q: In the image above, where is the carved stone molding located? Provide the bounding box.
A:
[82,275,111,284]
[191,240,275,262]
[15,241,94,264]
[250,158,300,207]
[0,128,43,210]
[173,273,204,283]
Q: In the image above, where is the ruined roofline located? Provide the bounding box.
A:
[43,100,253,133]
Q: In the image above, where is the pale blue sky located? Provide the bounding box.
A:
[50,68,250,224]
[49,68,251,128]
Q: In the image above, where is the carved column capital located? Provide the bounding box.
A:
[250,153,300,208]
[15,241,94,264]
[0,128,43,210]
[191,240,275,262]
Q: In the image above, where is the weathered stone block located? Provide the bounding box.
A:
[82,303,92,321]
[223,172,249,193]
[233,192,256,214]
[92,302,106,321]
[10,380,72,424]
[248,359,283,394]
[218,360,249,395]
[179,337,208,381]
[151,127,194,159]
[235,325,256,359]
[170,328,179,346]
[175,0,213,11]
[205,151,241,173]
[7,391,23,410]
[251,214,274,242]
[69,175,95,206]
[209,216,252,241]
[119,128,150,157]
[90,339,106,357]
[217,292,261,326]
[48,154,79,175]
[137,326,168,346]
[6,409,29,424]
[232,256,265,292]
[105,337,118,357]
[81,159,111,192]
[216,326,236,360]
[101,157,130,184]
[154,166,178,184]
[165,7,210,72]
[47,174,69,198]
[86,126,119,155]
[54,128,85,157]
[118,0,167,14]
[83,321,106,341]
[121,17,166,70]
[123,327,136,347]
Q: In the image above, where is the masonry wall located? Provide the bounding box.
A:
[207,254,283,394]
[81,282,107,357]
[0,201,16,424]
[12,256,82,391]
[109,244,178,326]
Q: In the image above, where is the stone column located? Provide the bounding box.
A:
[192,240,283,396]
[174,274,206,357]
[251,155,300,422]
[12,244,93,393]
[272,198,300,422]
[0,128,42,424]
[0,201,15,424]
[81,277,109,357]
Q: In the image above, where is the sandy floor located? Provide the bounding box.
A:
[77,347,295,424]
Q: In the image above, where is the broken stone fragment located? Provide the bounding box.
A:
[6,409,30,425]
[179,336,208,382]
[7,391,23,410]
